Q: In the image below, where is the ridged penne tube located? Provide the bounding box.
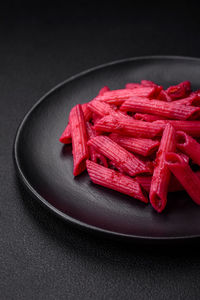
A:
[134,113,168,122]
[87,100,114,117]
[120,98,200,120]
[60,103,92,144]
[94,114,164,138]
[172,94,200,106]
[165,153,200,205]
[94,87,155,105]
[176,131,200,166]
[87,136,150,176]
[150,123,176,213]
[136,175,184,193]
[69,104,89,176]
[154,120,200,137]
[86,122,108,167]
[86,160,148,203]
[109,133,160,157]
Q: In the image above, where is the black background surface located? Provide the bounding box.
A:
[1,1,200,299]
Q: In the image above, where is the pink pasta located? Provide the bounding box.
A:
[176,131,200,166]
[88,136,150,176]
[86,160,148,203]
[94,114,164,138]
[109,133,159,157]
[134,113,168,122]
[120,97,200,120]
[69,104,89,176]
[59,79,200,213]
[94,87,156,105]
[86,122,108,167]
[59,103,92,144]
[165,153,200,205]
[154,120,200,137]
[98,86,110,96]
[150,123,176,213]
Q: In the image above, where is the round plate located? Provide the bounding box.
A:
[14,56,200,242]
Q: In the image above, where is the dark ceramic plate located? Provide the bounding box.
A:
[14,56,200,242]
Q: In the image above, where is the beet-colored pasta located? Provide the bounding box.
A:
[88,100,114,117]
[120,97,200,120]
[98,86,110,96]
[165,153,200,205]
[94,87,156,105]
[166,81,191,100]
[94,114,164,138]
[134,113,168,122]
[125,83,142,89]
[109,133,159,157]
[154,120,200,137]
[59,79,200,213]
[60,103,92,144]
[149,123,176,212]
[172,93,200,106]
[86,122,108,167]
[88,136,150,176]
[59,123,71,144]
[86,160,148,203]
[176,131,200,166]
[136,175,184,193]
[157,89,172,102]
[69,104,89,176]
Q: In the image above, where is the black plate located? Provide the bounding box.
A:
[14,56,200,242]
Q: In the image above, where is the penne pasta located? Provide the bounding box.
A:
[109,133,159,157]
[120,97,200,120]
[94,87,156,105]
[150,123,176,212]
[176,131,200,166]
[87,100,114,117]
[134,113,168,122]
[165,153,200,205]
[60,103,92,144]
[69,104,89,176]
[154,120,200,137]
[86,122,108,167]
[88,135,150,176]
[86,160,148,203]
[94,114,164,138]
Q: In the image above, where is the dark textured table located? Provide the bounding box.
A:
[1,2,200,299]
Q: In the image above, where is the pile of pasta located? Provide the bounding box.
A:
[60,80,200,213]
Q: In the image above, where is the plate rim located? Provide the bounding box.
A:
[13,55,200,242]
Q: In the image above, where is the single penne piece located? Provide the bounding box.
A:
[87,100,114,117]
[120,97,200,120]
[69,104,89,176]
[98,86,110,96]
[86,122,108,167]
[86,160,148,203]
[87,136,150,176]
[109,133,160,157]
[165,152,200,205]
[59,103,92,144]
[154,120,200,137]
[94,114,164,138]
[150,123,176,213]
[93,87,156,105]
[176,131,200,166]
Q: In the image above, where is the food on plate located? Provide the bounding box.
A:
[60,81,200,212]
